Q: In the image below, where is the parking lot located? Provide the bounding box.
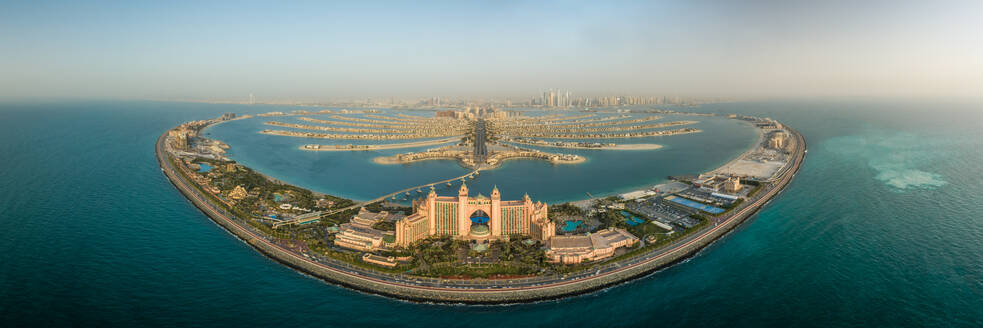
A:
[626,197,700,229]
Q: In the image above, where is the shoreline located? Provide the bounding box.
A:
[504,128,702,139]
[503,139,663,151]
[301,137,462,152]
[158,117,806,304]
[372,155,461,165]
[260,129,457,140]
[708,123,766,176]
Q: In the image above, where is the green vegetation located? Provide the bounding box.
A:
[412,236,465,264]
[372,220,396,231]
[596,209,624,229]
[168,156,289,239]
[363,201,412,214]
[605,214,709,264]
[397,236,549,278]
[497,238,546,265]
[745,183,764,198]
[713,198,745,217]
[548,203,583,220]
[627,219,671,237]
[170,139,775,282]
[415,262,540,278]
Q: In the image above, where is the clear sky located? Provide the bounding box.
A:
[1,0,981,101]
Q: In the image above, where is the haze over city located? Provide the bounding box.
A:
[2,0,982,101]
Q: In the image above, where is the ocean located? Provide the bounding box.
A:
[0,100,980,327]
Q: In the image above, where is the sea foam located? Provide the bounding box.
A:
[825,130,948,191]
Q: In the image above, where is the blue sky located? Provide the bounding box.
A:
[2,1,981,100]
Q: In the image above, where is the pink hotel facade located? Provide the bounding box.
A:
[395,183,556,246]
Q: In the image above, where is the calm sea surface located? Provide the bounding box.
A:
[0,100,981,327]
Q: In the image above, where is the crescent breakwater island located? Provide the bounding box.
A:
[157,107,804,303]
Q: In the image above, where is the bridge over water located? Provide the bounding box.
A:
[275,120,490,228]
[273,167,481,228]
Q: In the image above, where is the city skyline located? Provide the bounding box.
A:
[2,1,982,101]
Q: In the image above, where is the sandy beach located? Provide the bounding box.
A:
[505,140,662,151]
[300,137,461,152]
[372,155,461,165]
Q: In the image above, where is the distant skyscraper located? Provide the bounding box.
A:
[249,93,255,105]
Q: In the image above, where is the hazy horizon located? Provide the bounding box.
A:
[2,1,981,101]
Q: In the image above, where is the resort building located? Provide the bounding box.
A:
[395,183,555,247]
[361,254,398,268]
[315,198,335,208]
[768,132,787,150]
[545,228,639,264]
[168,129,191,151]
[695,175,743,193]
[333,208,398,251]
[229,185,248,200]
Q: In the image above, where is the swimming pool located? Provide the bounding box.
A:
[620,211,646,226]
[667,196,725,214]
[198,163,212,173]
[562,220,583,232]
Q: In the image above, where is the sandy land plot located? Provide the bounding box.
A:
[716,160,784,179]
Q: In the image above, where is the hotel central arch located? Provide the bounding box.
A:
[395,183,556,246]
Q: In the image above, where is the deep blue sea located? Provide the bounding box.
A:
[1,100,981,327]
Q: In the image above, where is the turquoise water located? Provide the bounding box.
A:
[197,163,212,173]
[668,197,725,214]
[620,211,646,226]
[204,108,757,204]
[562,220,583,232]
[1,100,981,327]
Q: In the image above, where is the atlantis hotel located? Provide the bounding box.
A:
[395,183,556,246]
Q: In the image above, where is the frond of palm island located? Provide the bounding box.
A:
[157,102,804,303]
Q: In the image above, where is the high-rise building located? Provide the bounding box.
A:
[395,184,554,246]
